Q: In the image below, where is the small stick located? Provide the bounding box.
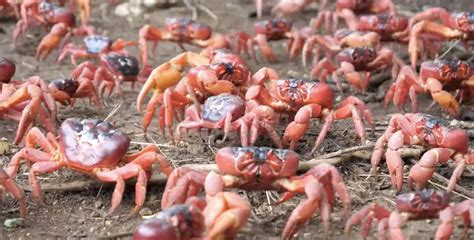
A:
[96,232,133,239]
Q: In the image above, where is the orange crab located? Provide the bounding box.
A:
[6,118,174,217]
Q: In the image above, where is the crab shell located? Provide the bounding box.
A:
[165,17,212,41]
[49,78,79,98]
[357,14,408,40]
[449,11,474,33]
[420,60,473,90]
[0,57,15,83]
[101,53,140,77]
[133,204,204,240]
[336,47,377,70]
[202,94,245,122]
[273,79,335,110]
[38,2,76,28]
[59,118,130,172]
[254,18,293,40]
[415,114,469,153]
[83,35,112,54]
[215,147,299,189]
[395,189,450,220]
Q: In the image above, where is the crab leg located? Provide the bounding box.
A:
[407,148,455,191]
[282,103,324,150]
[29,160,65,204]
[161,167,207,209]
[0,169,26,219]
[95,150,157,217]
[345,203,391,238]
[203,192,251,239]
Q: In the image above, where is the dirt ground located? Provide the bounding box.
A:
[0,0,473,239]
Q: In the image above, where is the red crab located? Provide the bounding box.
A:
[385,59,474,117]
[302,29,382,68]
[1,76,57,144]
[0,168,26,219]
[175,93,282,148]
[138,18,231,65]
[137,49,251,136]
[14,1,94,60]
[345,189,474,239]
[233,18,305,63]
[312,0,397,31]
[71,53,151,97]
[408,8,474,68]
[6,118,174,217]
[47,76,101,109]
[133,192,250,240]
[311,46,397,93]
[246,67,374,151]
[371,113,474,193]
[314,10,408,42]
[57,34,137,65]
[161,147,351,239]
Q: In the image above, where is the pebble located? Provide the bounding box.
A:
[94,200,104,209]
[77,218,85,225]
[105,220,113,226]
[139,207,153,217]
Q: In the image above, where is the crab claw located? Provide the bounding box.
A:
[203,192,251,239]
[36,23,70,61]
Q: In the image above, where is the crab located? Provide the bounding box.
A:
[1,76,57,144]
[345,189,474,239]
[57,34,137,65]
[6,118,174,217]
[137,49,251,136]
[133,192,250,240]
[385,60,474,117]
[71,53,151,97]
[233,18,305,63]
[408,8,474,68]
[47,76,101,109]
[314,10,409,43]
[175,93,282,148]
[0,168,26,219]
[246,67,374,151]
[14,1,95,61]
[161,147,351,239]
[302,29,382,68]
[138,17,231,65]
[371,113,474,193]
[311,46,397,93]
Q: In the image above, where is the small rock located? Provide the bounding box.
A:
[105,220,112,226]
[4,218,24,229]
[89,227,96,233]
[94,200,104,209]
[139,207,153,217]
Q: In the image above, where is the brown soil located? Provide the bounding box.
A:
[0,1,473,239]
